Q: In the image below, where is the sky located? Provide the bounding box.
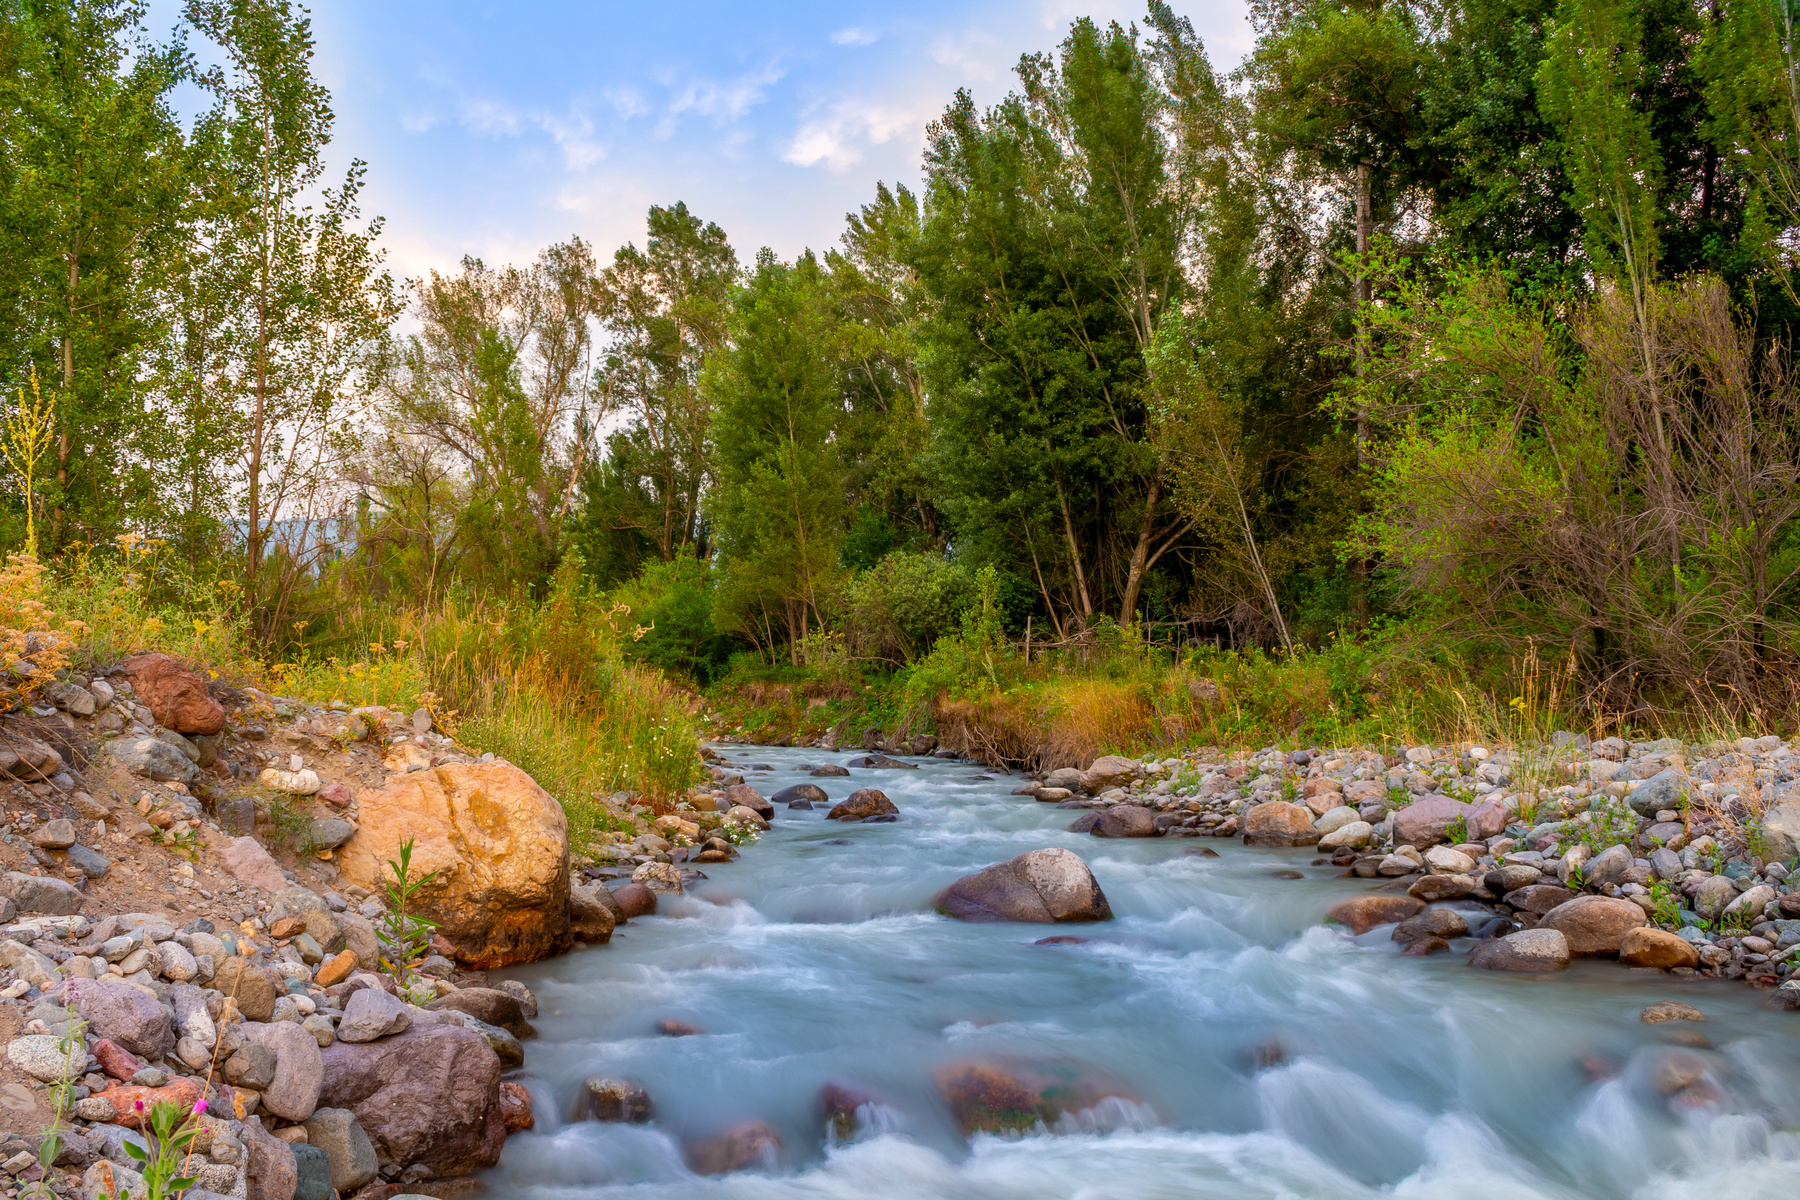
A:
[151,0,1254,281]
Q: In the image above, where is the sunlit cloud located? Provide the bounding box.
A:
[830,27,877,46]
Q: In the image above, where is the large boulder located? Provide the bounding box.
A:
[1391,795,1472,848]
[1243,801,1319,847]
[568,885,616,943]
[827,789,899,821]
[63,979,173,1060]
[1091,805,1157,838]
[335,762,570,968]
[771,784,828,808]
[425,988,532,1039]
[1762,795,1800,861]
[936,848,1112,924]
[316,1024,505,1175]
[721,784,773,820]
[1502,884,1577,915]
[1470,928,1571,971]
[1080,756,1142,794]
[1538,895,1646,955]
[119,653,225,735]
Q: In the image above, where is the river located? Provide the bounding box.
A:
[489,746,1800,1199]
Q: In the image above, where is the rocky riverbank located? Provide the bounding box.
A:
[0,651,750,1200]
[979,735,1800,1002]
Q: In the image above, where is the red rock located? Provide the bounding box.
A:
[314,951,358,988]
[611,884,657,918]
[1466,797,1511,840]
[120,653,225,736]
[1327,895,1425,934]
[686,1121,782,1175]
[498,1082,533,1132]
[98,1077,204,1128]
[657,1020,701,1037]
[93,1038,145,1082]
[1391,795,1472,848]
[318,784,353,807]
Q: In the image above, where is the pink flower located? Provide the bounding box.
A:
[193,1099,208,1115]
[134,1099,146,1112]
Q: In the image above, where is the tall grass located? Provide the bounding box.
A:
[39,546,704,846]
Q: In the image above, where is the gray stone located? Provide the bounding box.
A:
[171,983,217,1047]
[1585,844,1635,890]
[0,871,83,915]
[242,1019,324,1121]
[66,844,111,878]
[1694,875,1739,921]
[290,1143,331,1200]
[63,978,173,1059]
[104,737,197,784]
[301,1109,378,1193]
[0,939,62,987]
[1650,847,1683,882]
[1470,928,1571,971]
[306,820,354,851]
[30,819,76,849]
[7,1033,80,1082]
[1628,770,1688,817]
[936,847,1112,923]
[215,796,256,837]
[45,682,96,716]
[157,729,200,764]
[156,940,198,981]
[336,986,412,1043]
[83,1158,146,1200]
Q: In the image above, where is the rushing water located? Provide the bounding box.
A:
[490,747,1800,1199]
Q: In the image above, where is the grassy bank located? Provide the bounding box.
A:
[24,544,704,843]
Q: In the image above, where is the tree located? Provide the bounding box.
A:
[704,250,844,658]
[0,0,185,547]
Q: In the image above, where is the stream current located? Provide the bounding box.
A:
[490,746,1800,1199]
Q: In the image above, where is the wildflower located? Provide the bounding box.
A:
[135,1099,146,1112]
[192,1098,208,1115]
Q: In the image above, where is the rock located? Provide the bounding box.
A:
[301,1109,378,1193]
[1470,928,1571,971]
[1081,756,1142,794]
[84,1159,145,1200]
[1619,928,1701,969]
[314,951,358,988]
[1649,847,1683,881]
[244,1116,299,1200]
[242,1020,325,1121]
[226,1044,280,1091]
[498,1080,534,1131]
[99,1077,204,1128]
[1043,767,1086,792]
[568,886,616,943]
[576,1077,652,1123]
[0,871,82,915]
[1640,1000,1706,1024]
[1628,769,1688,817]
[1391,795,1472,848]
[1465,796,1511,840]
[1409,874,1476,902]
[1692,875,1739,921]
[1393,909,1469,944]
[290,1143,331,1200]
[827,789,899,821]
[936,848,1112,924]
[631,861,683,895]
[721,784,774,820]
[63,978,173,1059]
[1327,895,1425,934]
[67,844,111,877]
[336,762,571,968]
[1723,884,1775,923]
[611,883,656,918]
[1539,895,1646,955]
[317,1024,505,1175]
[1317,820,1374,850]
[771,784,828,807]
[425,989,531,1039]
[1502,884,1577,915]
[30,819,75,849]
[934,1059,1134,1135]
[1584,844,1635,890]
[157,940,198,982]
[1422,845,1476,874]
[95,1038,146,1081]
[1313,806,1360,835]
[1762,797,1800,860]
[307,820,354,850]
[1487,865,1543,893]
[1033,788,1073,803]
[120,653,225,735]
[686,1122,781,1175]
[214,958,280,1023]
[105,737,198,785]
[1091,804,1157,838]
[336,988,412,1044]
[223,838,290,895]
[1243,801,1320,847]
[810,765,850,777]
[0,939,61,987]
[7,1034,78,1082]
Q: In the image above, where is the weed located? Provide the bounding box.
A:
[1648,879,1684,927]
[1445,815,1469,845]
[377,837,440,987]
[94,1098,206,1200]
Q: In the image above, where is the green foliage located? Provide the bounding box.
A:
[608,549,730,682]
[98,1098,204,1200]
[377,837,439,988]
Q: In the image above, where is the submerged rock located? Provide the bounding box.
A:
[686,1122,781,1175]
[827,789,899,821]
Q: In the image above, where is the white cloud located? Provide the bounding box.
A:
[784,97,930,173]
[829,27,877,46]
[663,62,786,124]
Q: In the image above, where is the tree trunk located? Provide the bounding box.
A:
[1118,472,1162,624]
[1053,470,1094,619]
[1351,160,1374,627]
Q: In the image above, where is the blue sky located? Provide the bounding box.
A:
[155,1,1253,278]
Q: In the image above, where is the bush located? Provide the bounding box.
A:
[838,551,974,665]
